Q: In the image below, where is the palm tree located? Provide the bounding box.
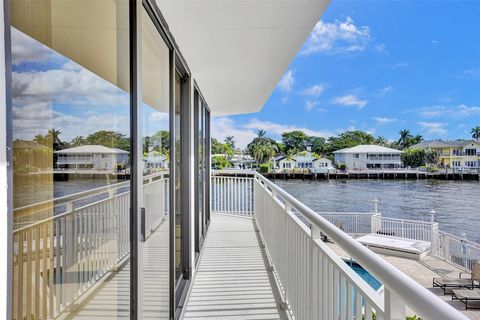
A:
[257,129,266,139]
[224,136,235,149]
[375,136,388,146]
[47,128,63,150]
[471,126,480,141]
[397,129,412,149]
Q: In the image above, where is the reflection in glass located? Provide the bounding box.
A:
[10,1,130,318]
[174,73,183,283]
[141,8,170,318]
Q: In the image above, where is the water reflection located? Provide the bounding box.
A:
[274,179,480,242]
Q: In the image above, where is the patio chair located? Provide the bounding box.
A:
[433,261,480,294]
[452,288,480,309]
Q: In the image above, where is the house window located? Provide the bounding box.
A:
[465,149,476,156]
[353,154,360,159]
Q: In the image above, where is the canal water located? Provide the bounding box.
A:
[273,179,480,243]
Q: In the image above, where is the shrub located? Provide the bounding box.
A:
[212,156,231,170]
[258,163,271,173]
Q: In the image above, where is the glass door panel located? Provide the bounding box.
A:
[10,1,131,318]
[140,7,171,319]
[174,73,183,284]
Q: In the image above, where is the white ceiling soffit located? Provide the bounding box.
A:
[156,0,330,116]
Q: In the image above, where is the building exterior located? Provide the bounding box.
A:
[0,1,468,320]
[274,151,333,173]
[334,145,403,170]
[411,140,480,169]
[55,145,129,172]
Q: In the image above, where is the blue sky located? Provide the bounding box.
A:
[212,1,480,148]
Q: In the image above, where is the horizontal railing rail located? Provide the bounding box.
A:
[12,173,169,320]
[243,170,467,320]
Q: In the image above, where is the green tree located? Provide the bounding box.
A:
[425,149,440,167]
[471,126,480,141]
[281,130,308,154]
[84,130,130,151]
[327,131,375,153]
[211,155,231,169]
[151,130,170,154]
[70,136,87,147]
[401,148,426,167]
[307,136,327,155]
[247,130,279,164]
[397,129,412,149]
[224,136,235,150]
[375,136,388,147]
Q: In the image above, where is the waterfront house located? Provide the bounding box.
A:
[275,151,333,173]
[334,145,403,170]
[144,151,169,172]
[411,140,480,169]
[54,145,129,172]
[0,1,468,320]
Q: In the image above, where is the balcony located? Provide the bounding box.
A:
[12,171,475,320]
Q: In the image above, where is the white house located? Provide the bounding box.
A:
[144,152,169,172]
[55,145,129,172]
[333,145,403,170]
[275,151,333,173]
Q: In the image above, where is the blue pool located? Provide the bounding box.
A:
[345,259,382,291]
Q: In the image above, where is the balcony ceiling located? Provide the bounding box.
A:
[156,0,330,116]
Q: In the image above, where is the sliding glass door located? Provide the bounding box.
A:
[8,0,207,318]
[140,6,171,319]
[10,1,131,318]
[194,91,211,255]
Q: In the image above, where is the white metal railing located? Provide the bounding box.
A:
[12,173,168,320]
[433,230,480,272]
[315,211,480,272]
[244,171,467,320]
[318,212,379,236]
[211,173,254,215]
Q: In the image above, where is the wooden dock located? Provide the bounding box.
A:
[263,170,480,181]
[182,214,286,320]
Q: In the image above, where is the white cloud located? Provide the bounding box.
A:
[244,119,335,139]
[417,105,448,118]
[416,104,480,118]
[305,100,318,111]
[417,122,447,135]
[455,104,480,117]
[332,94,367,109]
[462,68,480,78]
[385,62,409,69]
[11,27,53,65]
[302,84,325,98]
[302,16,371,55]
[373,117,397,124]
[376,85,393,98]
[211,117,258,149]
[277,70,294,92]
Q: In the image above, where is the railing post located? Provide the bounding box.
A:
[64,201,77,308]
[384,288,406,320]
[309,223,321,320]
[430,210,435,243]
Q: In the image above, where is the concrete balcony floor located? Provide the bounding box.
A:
[65,214,285,320]
[182,214,286,320]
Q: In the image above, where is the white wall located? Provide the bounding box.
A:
[0,1,11,317]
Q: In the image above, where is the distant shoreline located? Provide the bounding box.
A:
[263,170,480,181]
